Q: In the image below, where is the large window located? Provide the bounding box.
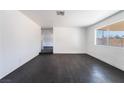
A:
[96,21,124,47]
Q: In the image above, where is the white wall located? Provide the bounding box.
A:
[86,11,124,71]
[0,13,3,72]
[0,38,1,63]
[0,11,41,79]
[53,27,86,53]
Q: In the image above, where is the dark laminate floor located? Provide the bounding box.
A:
[0,54,124,83]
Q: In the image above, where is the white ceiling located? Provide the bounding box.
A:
[20,10,119,27]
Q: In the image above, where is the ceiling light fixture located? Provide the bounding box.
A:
[56,10,65,16]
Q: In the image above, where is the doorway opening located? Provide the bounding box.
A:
[40,27,53,54]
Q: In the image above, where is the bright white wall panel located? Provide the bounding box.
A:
[53,27,86,53]
[0,11,41,79]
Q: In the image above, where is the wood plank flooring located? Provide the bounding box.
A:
[0,54,124,83]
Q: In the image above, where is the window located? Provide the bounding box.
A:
[96,21,124,47]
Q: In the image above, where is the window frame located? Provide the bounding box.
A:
[95,19,124,48]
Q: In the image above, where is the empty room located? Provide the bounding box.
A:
[0,10,124,83]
